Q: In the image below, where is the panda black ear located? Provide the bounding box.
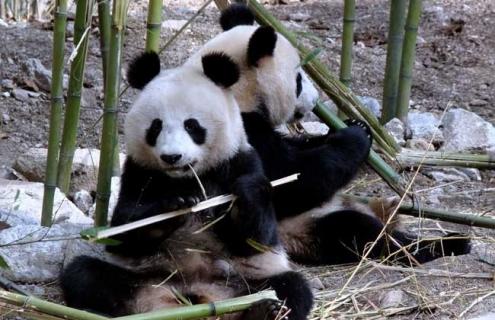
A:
[219,3,255,31]
[127,51,161,89]
[202,52,240,88]
[247,26,277,67]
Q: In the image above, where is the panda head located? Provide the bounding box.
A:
[125,51,249,178]
[186,6,318,127]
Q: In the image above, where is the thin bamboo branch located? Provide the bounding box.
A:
[113,291,276,320]
[145,0,162,53]
[56,0,95,194]
[396,0,422,123]
[381,0,407,124]
[397,149,495,169]
[0,290,108,320]
[246,0,400,158]
[345,194,495,229]
[313,101,405,195]
[94,0,129,226]
[41,0,69,227]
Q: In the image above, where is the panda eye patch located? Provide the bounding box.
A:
[145,118,162,146]
[184,118,206,145]
[296,73,302,97]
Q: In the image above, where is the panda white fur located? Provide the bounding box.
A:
[61,52,313,319]
[182,4,471,266]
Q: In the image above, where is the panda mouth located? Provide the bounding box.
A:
[164,161,198,172]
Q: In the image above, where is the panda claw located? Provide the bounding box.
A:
[344,118,373,140]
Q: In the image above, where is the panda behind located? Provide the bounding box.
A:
[61,52,313,319]
[183,4,471,266]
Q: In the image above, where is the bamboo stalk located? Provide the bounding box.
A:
[313,101,405,195]
[381,0,407,124]
[114,291,276,320]
[145,0,162,53]
[214,0,230,11]
[346,195,495,229]
[397,149,495,169]
[41,0,69,227]
[97,0,111,83]
[56,0,94,194]
[396,0,422,123]
[94,0,129,226]
[247,0,400,158]
[0,290,108,320]
[338,0,355,119]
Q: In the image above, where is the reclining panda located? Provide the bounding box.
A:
[61,52,313,319]
[180,3,471,266]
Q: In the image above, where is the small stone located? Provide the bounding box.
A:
[406,138,431,150]
[407,111,444,143]
[1,92,10,98]
[22,58,52,92]
[309,277,324,290]
[385,118,406,146]
[469,99,488,106]
[288,12,311,21]
[379,289,405,309]
[12,88,31,102]
[73,190,93,214]
[457,168,482,181]
[441,108,495,152]
[358,96,382,118]
[424,168,471,183]
[161,20,188,31]
[1,79,15,89]
[2,113,10,123]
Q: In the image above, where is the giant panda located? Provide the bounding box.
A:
[180,3,471,265]
[61,52,313,320]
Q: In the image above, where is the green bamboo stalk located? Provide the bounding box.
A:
[313,101,405,195]
[247,0,401,158]
[380,0,407,124]
[40,0,69,227]
[97,0,111,83]
[396,0,422,123]
[56,0,94,194]
[0,290,108,320]
[94,0,129,226]
[346,195,495,229]
[397,149,495,169]
[339,0,355,88]
[114,291,276,320]
[145,0,162,53]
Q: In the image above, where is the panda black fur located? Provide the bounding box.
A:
[61,52,313,319]
[183,4,471,266]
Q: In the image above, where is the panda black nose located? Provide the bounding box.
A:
[160,154,182,165]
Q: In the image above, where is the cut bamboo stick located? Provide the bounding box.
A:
[94,0,129,226]
[396,0,422,123]
[40,0,69,227]
[313,101,405,195]
[113,291,276,320]
[0,290,108,320]
[89,174,299,240]
[246,0,400,158]
[381,0,407,124]
[339,0,355,88]
[397,149,495,169]
[345,194,495,229]
[56,0,95,193]
[145,0,162,53]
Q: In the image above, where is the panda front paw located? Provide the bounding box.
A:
[232,175,272,207]
[162,196,201,212]
[343,119,373,141]
[243,299,289,320]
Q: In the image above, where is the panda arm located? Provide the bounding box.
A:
[282,134,331,149]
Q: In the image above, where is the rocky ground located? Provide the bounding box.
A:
[0,0,494,319]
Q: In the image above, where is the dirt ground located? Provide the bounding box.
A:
[0,0,494,319]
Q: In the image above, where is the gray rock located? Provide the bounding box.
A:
[0,179,92,225]
[1,92,10,98]
[385,118,406,146]
[358,96,381,118]
[2,113,11,123]
[0,18,8,27]
[161,20,188,31]
[288,13,311,21]
[441,108,495,152]
[0,165,24,180]
[457,168,482,181]
[469,99,488,106]
[12,88,31,102]
[308,277,324,290]
[405,138,432,150]
[0,224,87,282]
[470,313,495,320]
[379,289,405,309]
[73,190,93,214]
[22,58,53,92]
[13,147,125,193]
[0,79,15,90]
[424,168,472,183]
[407,111,444,143]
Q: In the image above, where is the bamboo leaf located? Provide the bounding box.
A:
[0,255,9,269]
[298,48,322,67]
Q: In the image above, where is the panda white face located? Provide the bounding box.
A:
[125,67,249,178]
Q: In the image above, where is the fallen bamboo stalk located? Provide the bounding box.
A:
[345,194,495,229]
[113,291,276,320]
[0,290,108,320]
[313,101,405,195]
[397,149,495,169]
[88,174,300,240]
[247,0,401,158]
